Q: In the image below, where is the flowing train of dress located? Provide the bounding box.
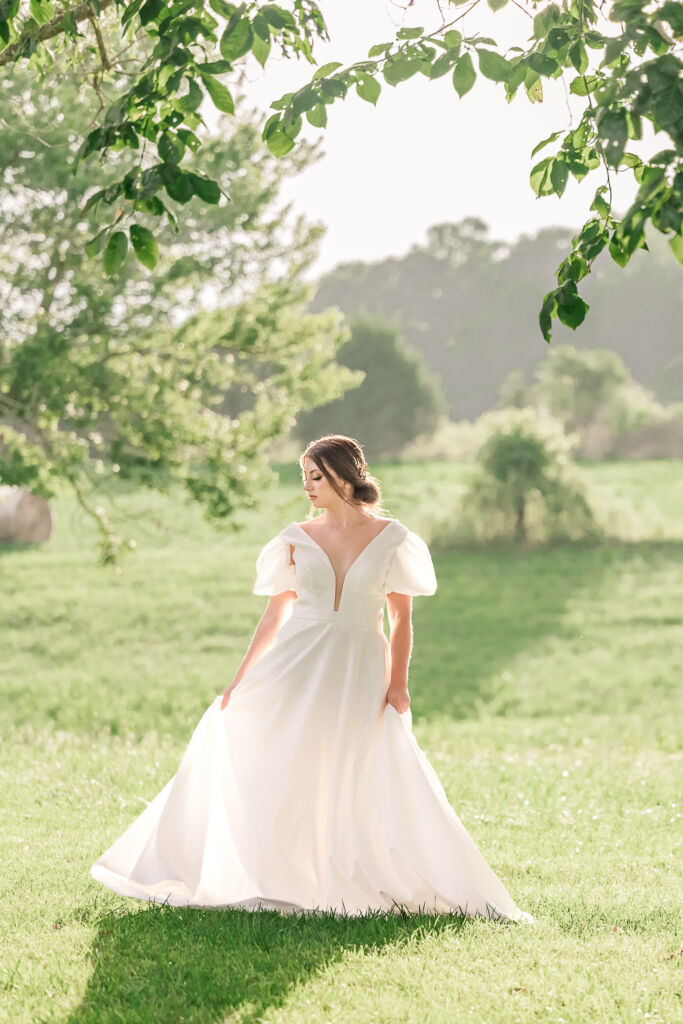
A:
[90,519,534,923]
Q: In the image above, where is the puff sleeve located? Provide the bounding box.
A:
[252,535,298,596]
[384,529,437,597]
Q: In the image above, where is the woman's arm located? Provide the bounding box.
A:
[385,592,413,713]
[220,590,296,709]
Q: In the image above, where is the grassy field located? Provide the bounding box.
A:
[1,460,681,1024]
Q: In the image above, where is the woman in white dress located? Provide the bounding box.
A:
[91,434,534,923]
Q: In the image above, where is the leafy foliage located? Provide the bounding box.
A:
[0,0,681,339]
[0,67,356,560]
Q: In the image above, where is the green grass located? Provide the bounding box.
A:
[1,460,681,1023]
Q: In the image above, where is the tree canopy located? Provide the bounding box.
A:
[0,64,356,559]
[292,314,448,459]
[1,0,682,340]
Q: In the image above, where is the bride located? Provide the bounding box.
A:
[91,434,534,923]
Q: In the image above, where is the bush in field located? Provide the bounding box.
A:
[438,408,601,548]
[497,346,682,460]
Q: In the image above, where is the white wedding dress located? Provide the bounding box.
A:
[90,518,534,922]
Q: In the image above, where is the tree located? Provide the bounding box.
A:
[530,345,630,431]
[1,0,681,340]
[292,314,448,459]
[527,344,679,457]
[0,66,358,559]
[311,221,683,418]
[445,407,600,546]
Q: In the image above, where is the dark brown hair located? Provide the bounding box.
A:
[299,435,392,519]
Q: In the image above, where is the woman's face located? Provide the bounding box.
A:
[301,456,347,510]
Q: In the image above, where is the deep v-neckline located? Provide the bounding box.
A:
[291,519,396,613]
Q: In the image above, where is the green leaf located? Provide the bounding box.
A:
[383,58,420,85]
[208,0,236,17]
[669,232,683,267]
[260,4,295,30]
[265,126,296,156]
[530,156,555,196]
[103,231,128,275]
[527,52,558,76]
[200,72,235,113]
[160,164,194,203]
[176,128,200,152]
[220,17,253,60]
[396,27,423,39]
[29,0,53,25]
[505,61,527,99]
[187,172,221,203]
[368,42,392,58]
[139,0,164,24]
[530,129,560,157]
[597,108,628,167]
[570,74,599,95]
[533,3,561,40]
[609,231,630,268]
[158,63,180,91]
[305,103,327,128]
[355,73,380,105]
[175,78,203,114]
[590,189,611,219]
[291,85,319,117]
[444,30,462,48]
[550,158,568,197]
[129,224,159,270]
[313,61,343,80]
[539,290,557,342]
[319,78,347,98]
[158,132,185,164]
[452,53,476,97]
[251,31,270,66]
[198,59,233,74]
[569,40,588,73]
[252,12,269,39]
[81,187,107,214]
[85,227,108,259]
[660,0,683,34]
[556,281,589,329]
[487,0,509,9]
[477,48,511,81]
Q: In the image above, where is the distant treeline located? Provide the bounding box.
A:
[308,217,683,420]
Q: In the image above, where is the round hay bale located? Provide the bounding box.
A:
[0,487,52,543]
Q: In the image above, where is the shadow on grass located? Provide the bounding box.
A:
[66,902,475,1024]
[411,539,683,722]
[0,540,44,557]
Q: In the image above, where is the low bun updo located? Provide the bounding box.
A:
[299,435,391,518]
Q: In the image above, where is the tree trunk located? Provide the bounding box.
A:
[514,493,526,545]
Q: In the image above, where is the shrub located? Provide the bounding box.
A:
[435,408,602,547]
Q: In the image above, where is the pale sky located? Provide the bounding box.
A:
[206,0,668,279]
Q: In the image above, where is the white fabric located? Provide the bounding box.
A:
[91,517,534,922]
[385,529,437,596]
[252,534,298,595]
